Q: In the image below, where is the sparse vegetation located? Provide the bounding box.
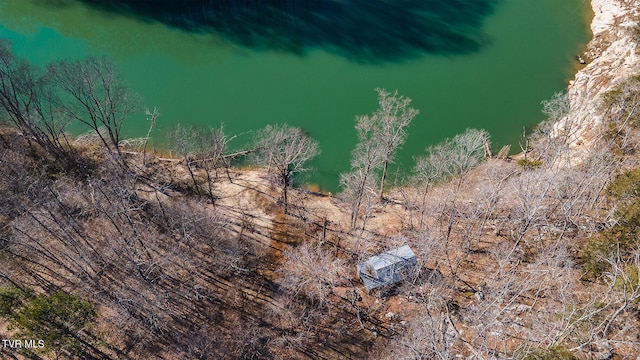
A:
[584,167,640,279]
[1,31,640,359]
[517,157,543,169]
[340,88,418,229]
[0,40,137,171]
[253,123,320,214]
[0,285,32,316]
[601,74,640,154]
[7,290,95,357]
[516,345,576,360]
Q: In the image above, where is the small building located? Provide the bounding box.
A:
[357,245,418,292]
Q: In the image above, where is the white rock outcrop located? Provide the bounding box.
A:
[554,0,640,162]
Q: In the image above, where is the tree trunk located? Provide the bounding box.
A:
[185,158,201,196]
[283,183,289,215]
[351,174,367,229]
[283,171,290,215]
[379,160,389,200]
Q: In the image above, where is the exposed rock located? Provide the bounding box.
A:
[554,0,640,163]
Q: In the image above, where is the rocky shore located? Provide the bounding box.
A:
[555,0,640,161]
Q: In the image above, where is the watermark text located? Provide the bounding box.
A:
[2,339,45,349]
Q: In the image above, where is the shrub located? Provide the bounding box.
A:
[613,264,640,298]
[0,285,33,316]
[9,290,96,355]
[583,168,640,278]
[516,344,576,360]
[602,75,640,128]
[517,158,543,169]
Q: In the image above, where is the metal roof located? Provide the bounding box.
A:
[357,245,417,291]
[364,245,415,271]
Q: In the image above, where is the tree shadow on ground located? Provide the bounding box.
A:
[379,266,444,298]
[53,0,499,63]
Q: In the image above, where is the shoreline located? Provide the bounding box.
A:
[554,0,640,163]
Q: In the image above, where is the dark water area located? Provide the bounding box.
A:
[72,0,498,63]
[0,0,590,191]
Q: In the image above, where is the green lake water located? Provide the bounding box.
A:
[0,0,591,191]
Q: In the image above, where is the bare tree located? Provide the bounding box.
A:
[192,125,233,204]
[386,284,457,360]
[421,129,489,239]
[340,88,418,228]
[340,113,384,229]
[443,128,490,178]
[170,124,201,196]
[602,75,640,130]
[412,140,457,230]
[47,56,140,163]
[142,107,159,166]
[0,40,73,161]
[542,91,570,123]
[529,91,572,165]
[279,240,347,307]
[370,88,419,199]
[253,124,319,214]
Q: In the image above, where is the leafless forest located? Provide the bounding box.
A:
[1,37,640,360]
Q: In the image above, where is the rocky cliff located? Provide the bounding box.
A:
[555,0,640,160]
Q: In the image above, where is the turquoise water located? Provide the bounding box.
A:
[0,0,590,191]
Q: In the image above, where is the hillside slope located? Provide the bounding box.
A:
[2,0,640,359]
